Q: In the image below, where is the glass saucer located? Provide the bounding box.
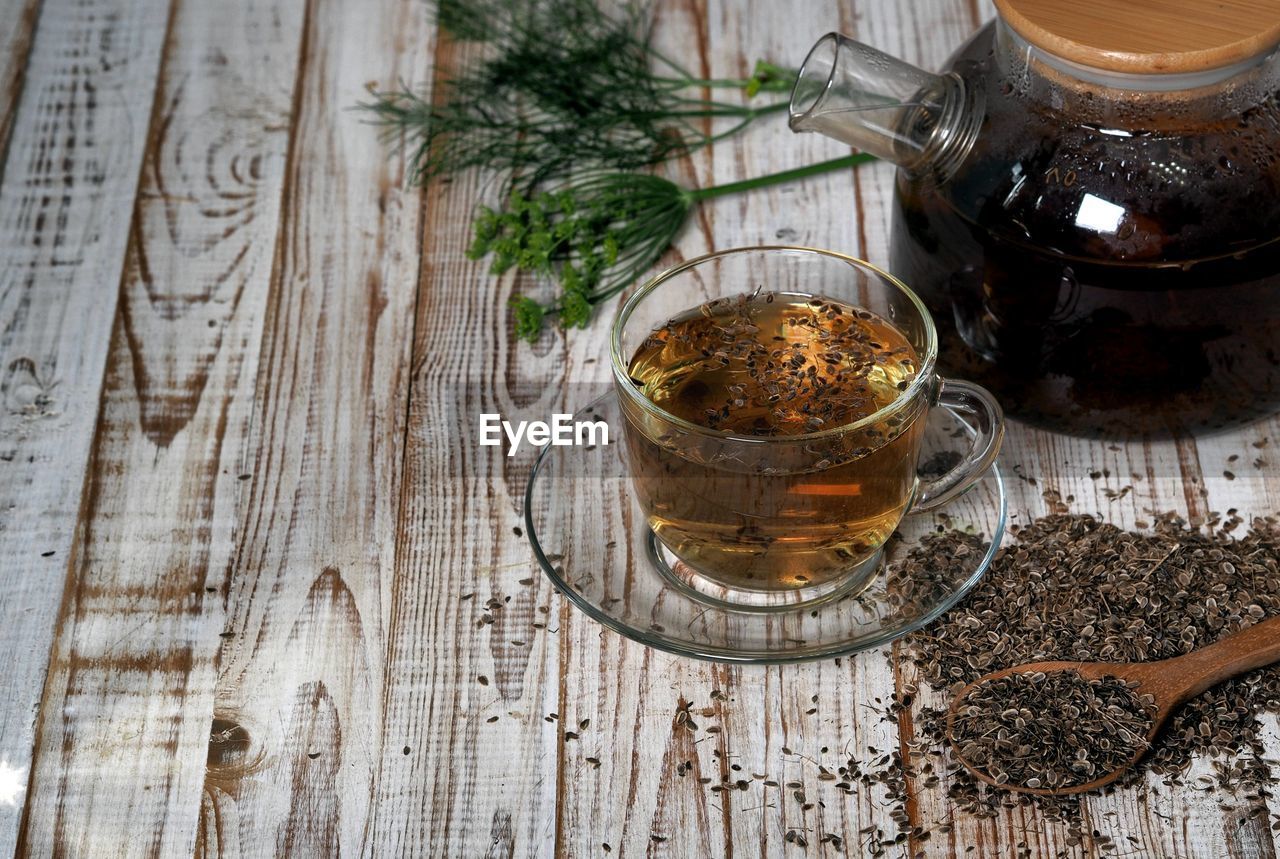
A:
[524,393,1006,664]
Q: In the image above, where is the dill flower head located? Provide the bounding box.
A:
[467,175,691,340]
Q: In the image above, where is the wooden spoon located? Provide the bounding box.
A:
[945,615,1280,796]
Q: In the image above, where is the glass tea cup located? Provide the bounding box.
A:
[610,246,1004,610]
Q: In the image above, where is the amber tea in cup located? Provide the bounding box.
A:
[627,290,924,589]
[611,248,1003,610]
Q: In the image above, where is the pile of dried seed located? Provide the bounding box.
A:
[883,510,1280,849]
[904,511,1280,789]
[658,512,1280,854]
[950,670,1155,790]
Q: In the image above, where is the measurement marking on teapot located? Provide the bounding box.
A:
[1045,166,1078,187]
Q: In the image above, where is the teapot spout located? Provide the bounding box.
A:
[789,33,981,181]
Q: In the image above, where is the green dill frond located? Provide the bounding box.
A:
[469,173,692,340]
[433,0,498,40]
[511,296,547,342]
[745,60,796,97]
[359,0,795,187]
[473,154,879,340]
[359,0,873,344]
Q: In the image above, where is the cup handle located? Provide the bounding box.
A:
[912,378,1005,512]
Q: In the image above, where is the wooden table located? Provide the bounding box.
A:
[0,0,1276,855]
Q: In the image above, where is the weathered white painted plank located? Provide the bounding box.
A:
[1195,417,1280,857]
[0,0,170,852]
[203,0,432,853]
[14,0,308,854]
[0,0,42,182]
[364,20,570,851]
[0,0,1274,855]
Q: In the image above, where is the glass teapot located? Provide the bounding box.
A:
[789,0,1280,437]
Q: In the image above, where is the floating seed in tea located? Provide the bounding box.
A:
[623,290,923,590]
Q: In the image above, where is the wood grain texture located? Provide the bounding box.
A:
[994,0,1280,73]
[14,0,307,854]
[0,0,42,186]
[369,20,569,850]
[0,0,171,853]
[203,0,432,854]
[0,0,1276,856]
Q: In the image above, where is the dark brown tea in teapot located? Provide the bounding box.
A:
[894,192,1280,438]
[891,34,1280,437]
[791,3,1280,436]
[893,133,1280,437]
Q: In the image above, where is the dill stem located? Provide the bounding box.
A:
[663,100,790,119]
[656,75,786,90]
[651,59,796,92]
[688,77,760,88]
[683,153,879,203]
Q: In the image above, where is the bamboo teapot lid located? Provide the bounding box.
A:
[993,0,1280,74]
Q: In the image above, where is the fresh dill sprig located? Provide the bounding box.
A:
[466,154,880,341]
[357,0,866,343]
[359,0,796,186]
[469,174,691,338]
